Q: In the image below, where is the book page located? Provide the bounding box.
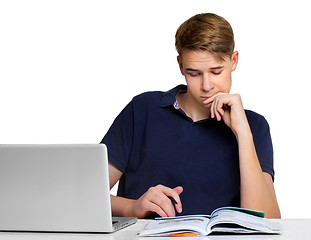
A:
[211,206,264,218]
[207,210,281,234]
[139,216,210,236]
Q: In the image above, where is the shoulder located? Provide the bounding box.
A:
[129,91,164,114]
[245,109,269,126]
[245,110,271,138]
[131,84,184,108]
[132,84,185,105]
[132,90,163,104]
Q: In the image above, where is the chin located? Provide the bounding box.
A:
[201,102,212,108]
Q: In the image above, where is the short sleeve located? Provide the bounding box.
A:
[247,111,275,180]
[100,101,134,173]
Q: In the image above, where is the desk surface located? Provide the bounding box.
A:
[0,219,310,240]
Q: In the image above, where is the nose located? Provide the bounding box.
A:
[202,74,214,92]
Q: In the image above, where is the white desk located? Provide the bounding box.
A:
[0,219,310,240]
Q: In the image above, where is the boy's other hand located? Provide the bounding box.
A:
[203,92,249,136]
[126,184,183,218]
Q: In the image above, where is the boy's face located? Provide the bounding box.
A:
[177,49,238,108]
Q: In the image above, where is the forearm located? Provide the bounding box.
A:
[111,195,135,217]
[207,93,280,218]
[237,129,281,218]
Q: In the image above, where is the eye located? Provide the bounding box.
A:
[188,72,201,77]
[212,71,223,75]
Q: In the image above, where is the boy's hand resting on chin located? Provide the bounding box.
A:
[203,93,250,137]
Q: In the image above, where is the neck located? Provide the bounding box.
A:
[177,93,211,122]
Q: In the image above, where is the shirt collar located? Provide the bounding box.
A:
[160,84,187,108]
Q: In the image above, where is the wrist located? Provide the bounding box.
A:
[123,198,135,217]
[234,124,253,143]
[111,195,135,217]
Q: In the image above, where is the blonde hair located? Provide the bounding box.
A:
[175,13,235,61]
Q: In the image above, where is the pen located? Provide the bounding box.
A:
[168,196,178,205]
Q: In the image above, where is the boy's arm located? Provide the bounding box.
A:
[109,163,183,218]
[236,128,281,218]
[204,93,281,218]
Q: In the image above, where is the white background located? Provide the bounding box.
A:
[1,0,310,218]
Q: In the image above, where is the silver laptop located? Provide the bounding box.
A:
[0,144,136,233]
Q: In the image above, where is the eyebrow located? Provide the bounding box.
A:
[185,66,224,71]
[185,68,199,71]
[210,66,224,70]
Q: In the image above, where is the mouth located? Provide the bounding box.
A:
[200,95,215,106]
[200,95,214,100]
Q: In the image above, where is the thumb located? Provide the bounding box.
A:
[173,186,183,195]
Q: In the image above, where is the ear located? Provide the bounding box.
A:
[177,55,184,75]
[231,51,239,72]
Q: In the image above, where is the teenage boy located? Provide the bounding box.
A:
[101,13,281,219]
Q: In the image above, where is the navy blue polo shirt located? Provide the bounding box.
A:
[101,85,274,216]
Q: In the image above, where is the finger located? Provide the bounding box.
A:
[214,95,230,121]
[215,99,225,121]
[156,185,183,215]
[202,95,216,105]
[210,98,216,119]
[211,93,224,119]
[213,97,220,120]
[215,108,222,121]
[156,185,182,202]
[149,194,176,217]
[172,186,183,213]
[216,109,224,121]
[136,191,166,218]
[148,185,178,217]
[173,186,183,195]
[218,108,225,116]
[141,194,171,218]
[145,201,168,218]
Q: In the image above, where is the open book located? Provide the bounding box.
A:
[138,207,281,237]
